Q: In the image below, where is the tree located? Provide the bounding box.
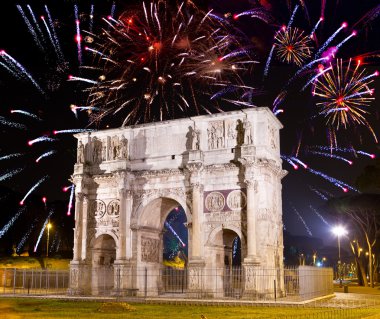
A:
[356,158,380,194]
[327,194,380,287]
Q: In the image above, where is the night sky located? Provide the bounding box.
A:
[0,0,379,255]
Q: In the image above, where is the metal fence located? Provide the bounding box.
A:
[0,268,69,295]
[0,266,332,301]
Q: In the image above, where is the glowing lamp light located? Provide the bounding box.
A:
[341,22,348,28]
[332,225,348,237]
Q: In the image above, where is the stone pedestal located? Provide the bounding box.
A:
[112,261,137,297]
[187,259,206,298]
[68,261,91,295]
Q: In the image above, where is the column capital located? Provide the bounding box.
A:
[186,161,204,174]
[244,180,258,192]
[191,183,204,193]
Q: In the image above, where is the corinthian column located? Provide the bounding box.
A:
[73,192,84,261]
[191,183,203,259]
[245,180,258,260]
[80,195,89,261]
[118,188,127,260]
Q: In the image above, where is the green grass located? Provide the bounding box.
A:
[0,298,379,319]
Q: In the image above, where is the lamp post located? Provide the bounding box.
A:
[332,225,348,288]
[46,221,52,257]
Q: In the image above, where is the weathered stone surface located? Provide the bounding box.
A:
[70,108,286,297]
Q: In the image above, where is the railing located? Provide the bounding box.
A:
[0,266,333,301]
[0,268,69,295]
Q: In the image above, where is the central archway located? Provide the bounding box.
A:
[136,196,189,295]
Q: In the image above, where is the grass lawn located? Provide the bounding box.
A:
[1,298,380,319]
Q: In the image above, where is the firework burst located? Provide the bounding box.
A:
[274,26,313,67]
[83,1,256,126]
[313,59,377,130]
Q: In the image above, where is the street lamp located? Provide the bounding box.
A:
[332,225,348,287]
[46,221,52,257]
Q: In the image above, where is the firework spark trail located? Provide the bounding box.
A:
[110,2,116,19]
[28,136,56,146]
[287,5,299,30]
[165,221,186,247]
[274,109,284,116]
[44,5,64,61]
[89,4,94,32]
[355,70,379,85]
[27,5,46,44]
[16,219,37,253]
[16,5,44,51]
[291,157,308,168]
[40,15,60,58]
[68,75,98,84]
[312,146,376,159]
[0,207,26,239]
[307,167,357,192]
[290,203,312,236]
[10,110,42,121]
[0,61,20,78]
[84,47,108,58]
[33,209,53,252]
[67,185,75,216]
[53,129,94,135]
[288,58,328,87]
[310,17,323,37]
[74,5,82,65]
[301,66,332,91]
[0,116,27,130]
[20,176,49,206]
[70,105,100,116]
[309,186,329,200]
[264,45,275,77]
[36,151,56,163]
[281,156,299,169]
[308,150,353,165]
[233,8,272,23]
[0,168,24,182]
[1,52,44,94]
[310,205,330,226]
[336,31,356,49]
[0,153,23,161]
[315,23,347,59]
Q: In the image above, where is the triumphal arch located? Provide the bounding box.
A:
[69,108,286,298]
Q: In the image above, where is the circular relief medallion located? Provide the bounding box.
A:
[94,200,106,218]
[226,190,246,210]
[205,192,225,212]
[107,200,120,215]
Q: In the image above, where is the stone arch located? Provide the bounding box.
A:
[206,225,246,252]
[132,193,191,227]
[90,233,117,295]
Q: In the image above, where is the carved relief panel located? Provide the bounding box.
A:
[207,121,224,150]
[141,237,159,262]
[93,199,120,227]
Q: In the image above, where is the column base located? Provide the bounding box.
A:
[187,259,206,298]
[68,261,91,295]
